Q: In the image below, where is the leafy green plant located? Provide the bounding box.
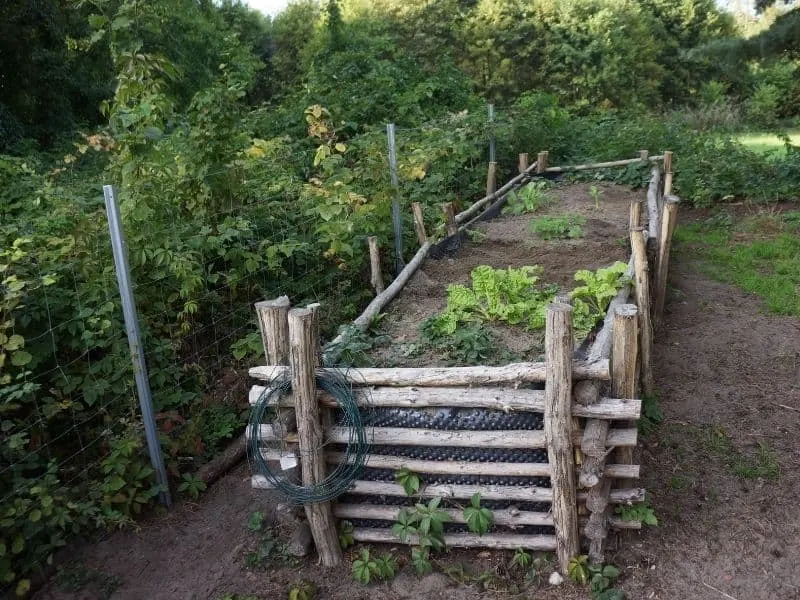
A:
[392,498,450,551]
[426,265,557,335]
[177,473,207,500]
[530,214,586,240]
[510,548,532,570]
[639,393,664,435]
[419,320,508,365]
[569,261,629,336]
[463,493,493,536]
[589,564,621,596]
[503,180,553,215]
[411,547,433,575]
[616,501,658,526]
[245,511,296,570]
[352,549,397,584]
[568,554,590,585]
[396,468,421,496]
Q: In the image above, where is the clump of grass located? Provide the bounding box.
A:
[530,214,586,240]
[706,427,780,481]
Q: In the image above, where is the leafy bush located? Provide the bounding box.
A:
[745,83,782,127]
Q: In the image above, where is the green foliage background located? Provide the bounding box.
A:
[1,0,800,593]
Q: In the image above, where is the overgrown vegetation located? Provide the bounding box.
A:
[3,0,800,590]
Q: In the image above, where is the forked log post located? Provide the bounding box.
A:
[629,220,654,395]
[288,308,342,566]
[519,153,529,174]
[544,302,579,573]
[486,161,497,196]
[443,202,458,238]
[654,196,680,324]
[537,151,548,174]
[411,202,427,246]
[367,236,384,294]
[611,304,638,475]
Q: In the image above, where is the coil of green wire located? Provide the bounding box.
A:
[247,368,369,504]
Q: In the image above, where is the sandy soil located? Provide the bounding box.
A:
[32,208,800,600]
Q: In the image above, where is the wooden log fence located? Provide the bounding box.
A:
[246,149,681,572]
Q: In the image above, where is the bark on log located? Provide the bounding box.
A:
[255,297,291,365]
[411,202,427,245]
[630,228,654,395]
[367,236,384,294]
[253,425,638,448]
[486,161,497,196]
[352,528,557,550]
[288,308,342,566]
[537,151,548,173]
[545,155,664,173]
[654,196,680,324]
[249,385,641,419]
[251,360,611,387]
[646,167,662,242]
[335,503,553,528]
[443,202,458,238]
[544,303,580,573]
[519,153,529,173]
[197,435,246,486]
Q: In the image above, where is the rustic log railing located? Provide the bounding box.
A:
[246,151,679,572]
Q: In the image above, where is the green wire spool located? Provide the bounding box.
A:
[248,369,368,504]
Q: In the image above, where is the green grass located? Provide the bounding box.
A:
[706,427,780,481]
[674,213,800,317]
[735,128,800,156]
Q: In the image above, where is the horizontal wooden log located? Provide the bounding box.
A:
[334,503,552,527]
[455,161,539,224]
[253,425,638,449]
[546,155,664,173]
[249,385,641,420]
[333,504,641,531]
[352,528,557,550]
[250,359,610,387]
[324,452,639,479]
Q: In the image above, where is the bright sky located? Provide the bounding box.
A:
[244,0,291,17]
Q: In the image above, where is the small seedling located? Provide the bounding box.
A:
[530,214,586,240]
[338,520,355,549]
[288,580,317,600]
[411,547,433,575]
[178,473,207,500]
[463,493,493,536]
[504,180,553,215]
[511,548,532,569]
[245,511,296,569]
[589,185,604,209]
[568,554,590,585]
[396,467,421,496]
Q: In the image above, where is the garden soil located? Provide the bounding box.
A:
[32,208,800,600]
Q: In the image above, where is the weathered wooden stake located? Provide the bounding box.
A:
[654,196,679,323]
[537,151,548,174]
[411,202,427,246]
[544,302,579,573]
[289,308,342,566]
[639,149,649,162]
[255,297,291,365]
[629,207,654,395]
[518,153,529,174]
[612,304,639,473]
[486,161,497,196]
[663,151,674,196]
[367,236,384,295]
[443,202,458,238]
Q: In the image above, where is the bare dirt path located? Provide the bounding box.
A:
[33,222,800,600]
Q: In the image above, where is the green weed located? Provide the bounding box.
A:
[638,393,664,436]
[706,427,780,480]
[503,180,553,215]
[530,214,586,240]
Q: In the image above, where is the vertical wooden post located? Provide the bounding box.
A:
[289,308,342,566]
[306,302,322,367]
[367,236,384,295]
[486,162,497,196]
[663,150,673,196]
[612,303,638,472]
[443,202,458,238]
[544,302,579,574]
[629,203,654,396]
[518,153,529,174]
[255,297,290,365]
[639,149,649,162]
[411,202,427,246]
[537,151,548,174]
[654,196,679,323]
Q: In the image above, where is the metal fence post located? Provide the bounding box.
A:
[386,123,404,275]
[103,185,172,507]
